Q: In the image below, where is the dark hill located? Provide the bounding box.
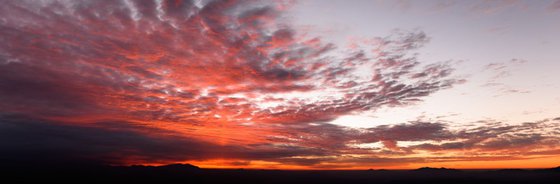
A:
[543,166,560,172]
[158,163,200,170]
[2,164,560,184]
[413,167,460,172]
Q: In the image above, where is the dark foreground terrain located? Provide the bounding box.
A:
[1,163,559,184]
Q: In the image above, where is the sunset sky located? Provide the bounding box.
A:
[1,0,560,170]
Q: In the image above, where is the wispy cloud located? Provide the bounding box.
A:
[481,58,530,96]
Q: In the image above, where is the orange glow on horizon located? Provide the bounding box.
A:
[132,155,560,170]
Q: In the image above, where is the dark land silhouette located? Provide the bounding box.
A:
[1,162,559,184]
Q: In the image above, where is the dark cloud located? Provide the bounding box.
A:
[0,63,106,117]
[0,114,330,165]
[366,121,453,142]
[402,120,560,153]
[0,114,212,164]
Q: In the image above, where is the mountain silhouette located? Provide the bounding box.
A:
[158,163,200,170]
[413,167,459,172]
[2,163,560,184]
[544,166,560,172]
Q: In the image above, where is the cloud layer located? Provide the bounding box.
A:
[0,0,558,169]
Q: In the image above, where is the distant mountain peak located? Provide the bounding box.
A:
[414,167,458,172]
[160,163,200,170]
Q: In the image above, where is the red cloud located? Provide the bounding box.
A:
[0,1,458,128]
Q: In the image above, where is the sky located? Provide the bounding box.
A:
[0,0,559,170]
